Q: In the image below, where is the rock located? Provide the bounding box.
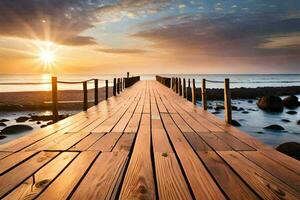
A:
[0,119,9,123]
[1,125,33,134]
[283,95,300,109]
[41,125,47,128]
[231,120,241,127]
[264,124,285,131]
[0,135,7,140]
[212,111,221,114]
[232,106,238,111]
[30,114,69,122]
[248,100,254,103]
[281,119,291,123]
[214,105,224,110]
[257,96,283,112]
[0,122,7,126]
[276,142,300,161]
[47,121,53,126]
[286,111,297,115]
[297,120,300,125]
[37,121,41,125]
[15,116,29,123]
[207,106,213,109]
[256,131,264,134]
[242,111,249,114]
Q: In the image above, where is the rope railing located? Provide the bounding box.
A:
[158,76,233,124]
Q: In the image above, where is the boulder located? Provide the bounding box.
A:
[242,111,249,114]
[297,120,300,125]
[1,125,33,134]
[0,119,9,123]
[15,116,29,123]
[283,95,300,109]
[263,124,285,131]
[276,142,300,161]
[257,96,283,112]
[0,135,7,140]
[286,111,297,115]
[231,120,241,127]
[0,122,7,126]
[41,125,47,128]
[281,119,291,123]
[248,100,254,103]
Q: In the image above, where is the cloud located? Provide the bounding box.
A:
[0,0,99,46]
[133,12,300,56]
[0,0,171,46]
[97,48,148,54]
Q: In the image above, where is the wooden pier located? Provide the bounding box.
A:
[0,80,300,200]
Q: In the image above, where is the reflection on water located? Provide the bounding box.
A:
[41,74,51,91]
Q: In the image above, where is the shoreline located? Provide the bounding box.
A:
[189,86,300,100]
[0,87,113,111]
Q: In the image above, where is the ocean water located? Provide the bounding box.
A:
[0,74,300,147]
[1,74,300,92]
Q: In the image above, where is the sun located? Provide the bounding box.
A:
[39,50,55,65]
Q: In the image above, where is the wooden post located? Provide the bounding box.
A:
[183,78,186,98]
[105,80,108,100]
[224,78,232,124]
[127,72,129,78]
[120,78,122,92]
[120,78,123,92]
[113,78,116,96]
[175,77,178,93]
[187,79,190,100]
[94,79,98,105]
[179,78,182,96]
[192,79,196,104]
[51,77,59,122]
[83,81,88,111]
[202,79,207,110]
[117,78,120,94]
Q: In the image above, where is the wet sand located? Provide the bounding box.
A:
[0,87,113,111]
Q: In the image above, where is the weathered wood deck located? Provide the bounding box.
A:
[0,80,300,200]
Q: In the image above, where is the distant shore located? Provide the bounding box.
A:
[190,86,300,100]
[0,87,113,111]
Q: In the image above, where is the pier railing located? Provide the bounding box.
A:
[157,76,232,124]
[0,73,140,122]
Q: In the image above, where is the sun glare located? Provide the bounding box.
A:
[39,50,55,65]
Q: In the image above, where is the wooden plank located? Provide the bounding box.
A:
[119,114,156,199]
[183,132,212,151]
[261,150,300,175]
[177,113,209,133]
[170,113,194,132]
[198,151,259,200]
[0,151,59,198]
[241,151,300,192]
[124,113,141,133]
[198,133,232,151]
[46,132,91,151]
[214,132,255,151]
[88,132,122,151]
[154,152,192,200]
[3,152,78,200]
[36,151,99,200]
[0,151,38,174]
[69,133,105,151]
[161,113,225,200]
[113,133,135,152]
[70,152,128,200]
[218,151,300,199]
[0,152,12,160]
[111,112,134,133]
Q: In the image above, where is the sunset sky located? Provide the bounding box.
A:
[0,0,300,74]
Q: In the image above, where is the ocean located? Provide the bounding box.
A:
[1,74,300,92]
[0,74,300,147]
